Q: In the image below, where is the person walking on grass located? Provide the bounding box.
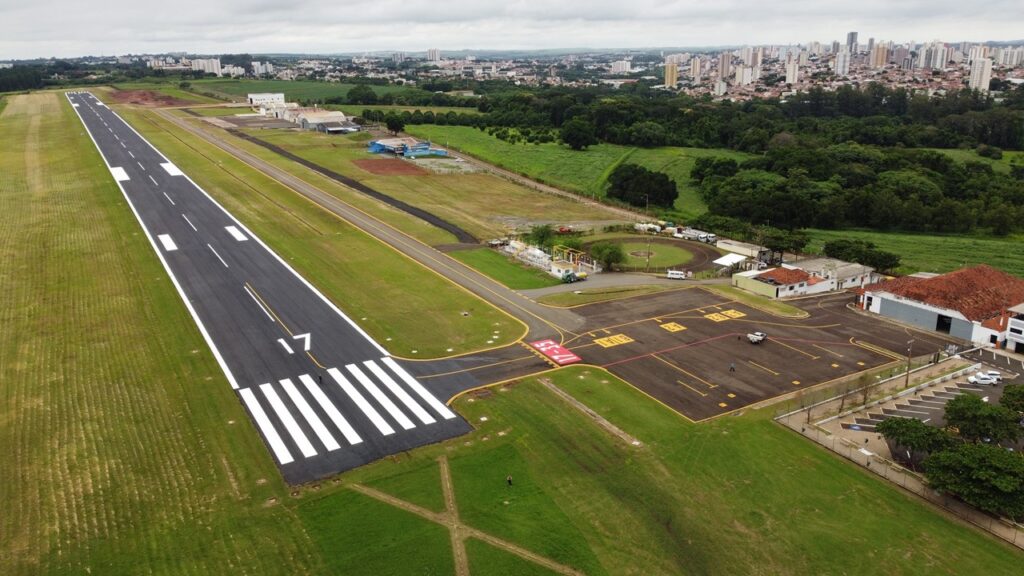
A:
[729,362,736,372]
[506,475,513,487]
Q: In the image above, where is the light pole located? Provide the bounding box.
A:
[644,194,652,272]
[904,339,914,389]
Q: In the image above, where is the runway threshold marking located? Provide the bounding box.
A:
[280,378,340,451]
[260,383,317,458]
[364,360,436,425]
[328,367,394,435]
[239,388,293,464]
[298,374,362,445]
[747,360,780,376]
[382,357,458,420]
[346,364,416,430]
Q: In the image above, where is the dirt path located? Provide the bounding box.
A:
[539,378,643,447]
[350,455,586,575]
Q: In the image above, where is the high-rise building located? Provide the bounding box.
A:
[846,31,859,53]
[867,38,875,55]
[690,57,702,80]
[663,61,679,87]
[831,41,841,54]
[785,61,799,85]
[393,52,405,64]
[969,57,992,92]
[427,48,442,62]
[798,50,809,66]
[869,43,889,68]
[719,51,732,80]
[713,80,728,96]
[834,49,850,76]
[610,60,631,74]
[191,58,221,76]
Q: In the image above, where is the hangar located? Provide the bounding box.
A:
[857,264,1024,351]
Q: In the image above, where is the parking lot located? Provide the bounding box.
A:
[562,288,958,421]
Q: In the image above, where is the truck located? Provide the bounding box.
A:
[747,331,767,344]
[673,227,716,243]
[634,222,661,234]
[561,271,588,283]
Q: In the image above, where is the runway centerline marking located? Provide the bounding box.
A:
[181,214,197,231]
[137,161,146,171]
[277,338,294,354]
[243,284,275,322]
[128,151,135,159]
[162,191,175,205]
[207,243,229,268]
[148,174,159,186]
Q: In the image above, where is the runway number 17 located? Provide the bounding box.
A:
[277,333,312,354]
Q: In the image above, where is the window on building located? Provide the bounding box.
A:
[1011,327,1023,335]
[990,334,998,344]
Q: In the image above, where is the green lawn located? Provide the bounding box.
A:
[536,285,677,307]
[117,106,522,357]
[186,106,252,116]
[233,128,624,240]
[617,241,694,268]
[805,228,1024,277]
[449,248,562,290]
[465,538,561,576]
[191,79,419,103]
[406,125,752,221]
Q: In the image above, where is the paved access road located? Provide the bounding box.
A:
[67,92,470,485]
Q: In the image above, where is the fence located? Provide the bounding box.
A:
[776,414,1024,550]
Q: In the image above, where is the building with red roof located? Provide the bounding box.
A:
[858,265,1024,351]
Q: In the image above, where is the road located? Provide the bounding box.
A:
[68,92,472,484]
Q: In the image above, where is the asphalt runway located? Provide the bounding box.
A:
[557,288,960,421]
[67,92,471,485]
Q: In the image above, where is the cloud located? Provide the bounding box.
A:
[0,0,1021,59]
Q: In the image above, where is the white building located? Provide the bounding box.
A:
[191,58,221,76]
[834,49,850,76]
[858,265,1024,350]
[247,93,285,107]
[252,61,275,76]
[427,48,442,62]
[969,57,992,92]
[610,60,632,74]
[785,61,799,85]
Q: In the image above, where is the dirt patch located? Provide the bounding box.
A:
[353,158,428,176]
[109,89,195,107]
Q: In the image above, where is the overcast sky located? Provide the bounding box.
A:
[1,0,1022,60]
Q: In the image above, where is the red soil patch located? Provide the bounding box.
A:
[353,158,428,176]
[109,89,196,107]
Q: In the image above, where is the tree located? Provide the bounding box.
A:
[589,241,625,271]
[945,393,1022,444]
[924,443,1024,520]
[559,118,597,150]
[1001,384,1024,414]
[384,113,405,135]
[525,224,555,250]
[876,417,955,470]
[606,163,678,209]
[347,84,378,105]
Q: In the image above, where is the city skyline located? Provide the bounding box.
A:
[1,0,1023,60]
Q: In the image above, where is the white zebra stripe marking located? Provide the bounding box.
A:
[280,378,340,452]
[328,367,394,435]
[260,383,317,458]
[239,388,293,465]
[346,364,415,431]
[298,374,362,445]
[381,357,457,420]
[363,360,435,425]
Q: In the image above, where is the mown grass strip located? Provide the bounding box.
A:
[703,284,809,318]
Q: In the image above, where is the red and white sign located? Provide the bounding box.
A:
[529,339,582,366]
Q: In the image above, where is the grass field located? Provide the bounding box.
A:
[238,128,624,240]
[406,125,752,221]
[186,106,252,116]
[191,79,419,103]
[927,147,1024,174]
[702,285,809,319]
[617,241,694,268]
[108,81,224,104]
[116,106,522,357]
[805,228,1024,277]
[536,285,677,307]
[449,248,562,290]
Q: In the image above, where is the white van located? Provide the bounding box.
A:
[666,270,687,280]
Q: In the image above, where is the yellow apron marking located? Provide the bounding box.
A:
[660,322,687,332]
[594,333,634,348]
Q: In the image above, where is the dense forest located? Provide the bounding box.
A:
[691,139,1024,234]
[461,83,1024,151]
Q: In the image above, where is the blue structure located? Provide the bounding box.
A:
[368,138,449,158]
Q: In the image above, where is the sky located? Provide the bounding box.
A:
[1,0,1022,60]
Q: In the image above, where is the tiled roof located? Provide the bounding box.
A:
[866,265,1024,321]
[756,267,810,286]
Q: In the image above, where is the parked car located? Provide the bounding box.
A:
[968,373,998,386]
[980,370,1003,382]
[747,331,767,344]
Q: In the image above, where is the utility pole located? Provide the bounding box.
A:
[904,339,914,389]
[645,194,651,272]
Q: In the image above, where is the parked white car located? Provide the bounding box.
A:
[968,373,998,386]
[980,370,1003,382]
